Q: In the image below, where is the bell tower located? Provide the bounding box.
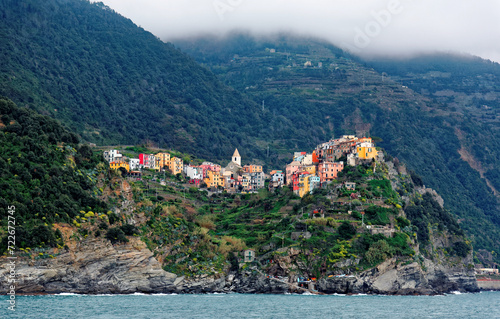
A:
[232,148,241,166]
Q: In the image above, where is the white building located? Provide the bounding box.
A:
[129,158,140,171]
[184,165,203,180]
[301,154,313,166]
[103,150,122,163]
[271,171,285,187]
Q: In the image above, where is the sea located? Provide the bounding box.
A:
[1,291,499,319]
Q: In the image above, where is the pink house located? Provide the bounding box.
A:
[200,162,221,178]
[286,161,301,186]
[318,161,344,184]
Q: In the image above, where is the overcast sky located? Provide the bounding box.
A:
[93,0,500,63]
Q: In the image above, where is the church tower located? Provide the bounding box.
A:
[232,148,241,166]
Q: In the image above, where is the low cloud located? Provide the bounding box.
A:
[95,0,500,62]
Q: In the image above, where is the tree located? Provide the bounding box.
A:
[338,221,356,240]
[365,240,392,264]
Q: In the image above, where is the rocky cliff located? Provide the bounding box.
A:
[0,235,290,294]
[0,237,177,294]
[318,257,478,295]
[0,236,477,295]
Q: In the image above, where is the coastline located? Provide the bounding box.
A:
[0,236,479,296]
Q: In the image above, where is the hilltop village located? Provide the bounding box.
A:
[104,135,379,196]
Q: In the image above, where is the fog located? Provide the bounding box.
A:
[94,0,500,63]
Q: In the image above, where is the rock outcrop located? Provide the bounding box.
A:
[0,226,478,295]
[1,239,478,295]
[0,237,178,294]
[318,257,478,295]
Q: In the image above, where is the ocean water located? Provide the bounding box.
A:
[1,291,499,319]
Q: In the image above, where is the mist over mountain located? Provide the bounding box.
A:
[94,0,500,63]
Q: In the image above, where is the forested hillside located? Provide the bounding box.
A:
[0,0,498,263]
[366,54,500,195]
[0,0,268,161]
[175,34,500,263]
[0,97,108,252]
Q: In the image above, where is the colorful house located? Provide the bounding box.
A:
[204,169,222,189]
[184,165,203,182]
[200,162,221,178]
[308,175,321,194]
[129,158,140,171]
[242,174,251,191]
[298,172,311,197]
[270,171,285,188]
[169,157,183,175]
[357,142,378,160]
[139,153,157,170]
[110,160,130,172]
[155,152,171,170]
[243,164,263,173]
[103,150,122,163]
[286,161,301,186]
[318,161,344,184]
[301,154,313,166]
[302,165,316,175]
[250,172,265,190]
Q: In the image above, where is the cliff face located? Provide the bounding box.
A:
[0,236,288,294]
[0,237,477,295]
[318,257,478,295]
[0,237,178,294]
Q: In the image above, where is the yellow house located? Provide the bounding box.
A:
[155,152,171,170]
[218,175,225,188]
[204,170,221,188]
[302,165,316,175]
[169,157,183,175]
[298,173,311,198]
[110,161,130,172]
[357,142,378,160]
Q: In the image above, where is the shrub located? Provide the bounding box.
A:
[452,241,470,258]
[108,212,120,225]
[365,240,392,264]
[120,224,139,236]
[106,227,128,244]
[396,216,410,228]
[195,215,216,230]
[338,221,356,240]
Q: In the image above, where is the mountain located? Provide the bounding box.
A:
[365,54,500,195]
[0,0,498,264]
[0,0,269,161]
[0,98,477,295]
[174,33,500,263]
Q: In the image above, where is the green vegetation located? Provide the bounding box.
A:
[0,0,269,163]
[0,97,108,252]
[0,0,494,265]
[405,192,463,244]
[176,34,500,263]
[0,100,469,279]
